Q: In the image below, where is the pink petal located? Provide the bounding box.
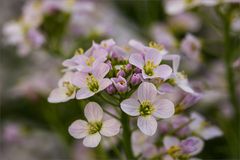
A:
[129,54,144,69]
[154,64,172,80]
[92,63,110,79]
[163,136,180,150]
[100,119,121,137]
[153,98,175,119]
[72,72,87,88]
[187,137,204,156]
[145,50,162,65]
[76,88,95,99]
[68,120,88,139]
[138,82,157,102]
[48,87,74,103]
[84,102,103,122]
[99,78,112,91]
[137,116,157,136]
[120,98,140,116]
[83,133,101,148]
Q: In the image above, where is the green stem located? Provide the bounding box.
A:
[219,7,240,159]
[121,112,135,160]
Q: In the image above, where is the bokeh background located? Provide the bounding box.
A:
[0,0,239,160]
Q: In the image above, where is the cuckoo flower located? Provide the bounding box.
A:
[180,34,201,62]
[129,39,168,55]
[164,54,197,94]
[120,82,175,136]
[63,46,108,72]
[163,136,204,159]
[189,112,223,140]
[129,49,172,79]
[68,102,121,148]
[48,72,77,103]
[72,63,112,99]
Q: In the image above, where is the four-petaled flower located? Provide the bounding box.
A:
[120,82,175,136]
[72,63,112,99]
[129,48,172,79]
[68,102,121,148]
[48,72,77,103]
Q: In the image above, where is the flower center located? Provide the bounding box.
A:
[149,41,164,51]
[143,60,156,76]
[88,122,102,134]
[63,81,76,96]
[86,56,95,66]
[139,101,154,116]
[167,146,181,158]
[86,74,99,92]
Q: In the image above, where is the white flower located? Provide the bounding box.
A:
[68,102,121,148]
[72,63,112,99]
[48,72,77,103]
[120,82,175,136]
[189,112,223,140]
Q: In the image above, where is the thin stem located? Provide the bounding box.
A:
[217,7,240,159]
[121,112,135,160]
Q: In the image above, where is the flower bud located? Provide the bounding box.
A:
[112,76,128,93]
[125,64,132,72]
[117,69,126,77]
[106,84,116,94]
[134,67,142,73]
[130,73,142,86]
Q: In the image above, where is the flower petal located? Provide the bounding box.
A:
[200,126,223,140]
[99,78,112,91]
[154,64,172,80]
[68,120,88,139]
[129,54,144,69]
[163,136,180,150]
[92,63,110,79]
[76,88,95,99]
[48,87,74,103]
[153,98,175,119]
[84,102,103,122]
[184,137,204,156]
[120,98,140,116]
[145,50,162,65]
[83,133,101,148]
[138,82,157,102]
[72,72,87,88]
[137,116,157,136]
[100,119,121,137]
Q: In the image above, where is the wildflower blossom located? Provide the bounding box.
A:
[189,112,223,140]
[163,136,204,160]
[68,102,121,147]
[180,34,201,62]
[120,82,175,135]
[129,45,172,79]
[48,72,77,103]
[72,63,112,99]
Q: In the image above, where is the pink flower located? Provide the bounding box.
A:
[72,63,112,99]
[129,44,172,79]
[68,102,121,148]
[120,82,175,135]
[48,72,77,103]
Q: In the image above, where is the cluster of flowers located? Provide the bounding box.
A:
[48,39,222,159]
